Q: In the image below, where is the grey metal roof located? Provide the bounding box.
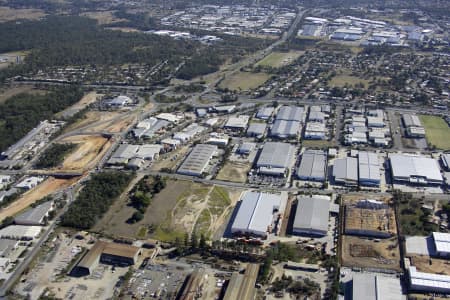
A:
[256,107,274,119]
[270,120,300,138]
[308,111,325,122]
[177,144,217,176]
[257,142,295,169]
[297,150,327,181]
[0,239,17,257]
[352,273,403,300]
[293,196,330,234]
[15,201,53,225]
[390,154,443,183]
[247,122,267,136]
[333,157,358,182]
[402,114,422,128]
[442,153,450,171]
[231,191,284,236]
[358,151,381,183]
[276,106,305,122]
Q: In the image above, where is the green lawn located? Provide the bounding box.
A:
[219,72,270,91]
[420,115,450,150]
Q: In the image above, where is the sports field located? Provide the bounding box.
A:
[420,115,450,150]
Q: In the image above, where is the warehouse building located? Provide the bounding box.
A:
[270,120,301,139]
[308,111,325,123]
[358,151,381,187]
[296,150,327,182]
[276,106,305,122]
[389,154,443,185]
[293,195,330,236]
[106,95,132,108]
[237,143,256,156]
[441,153,450,171]
[173,123,206,143]
[15,176,44,190]
[402,114,425,138]
[367,116,385,128]
[256,107,274,120]
[432,232,450,257]
[256,142,296,177]
[231,191,287,238]
[0,239,18,257]
[72,241,141,276]
[177,144,218,177]
[332,157,358,186]
[304,122,326,140]
[132,117,170,139]
[246,122,267,138]
[408,266,450,294]
[108,144,162,166]
[351,273,404,300]
[0,225,41,240]
[223,264,259,300]
[224,115,250,131]
[14,201,54,226]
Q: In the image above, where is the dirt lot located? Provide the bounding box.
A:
[216,161,250,183]
[341,235,401,271]
[0,6,45,22]
[0,177,79,222]
[410,255,450,276]
[63,111,122,132]
[341,193,392,204]
[59,135,112,172]
[151,146,190,172]
[95,180,242,242]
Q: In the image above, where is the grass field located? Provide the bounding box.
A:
[256,51,303,68]
[419,115,450,150]
[219,72,270,91]
[329,74,369,88]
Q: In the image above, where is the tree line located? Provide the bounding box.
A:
[0,86,83,152]
[61,171,134,229]
[35,143,77,169]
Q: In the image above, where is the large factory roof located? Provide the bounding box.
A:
[433,232,450,254]
[270,120,301,138]
[276,106,305,122]
[389,154,443,184]
[296,150,327,181]
[352,273,404,300]
[358,151,381,184]
[14,201,53,225]
[177,144,218,176]
[442,153,450,171]
[256,142,295,169]
[293,195,330,235]
[409,266,450,292]
[231,191,286,237]
[402,114,422,128]
[333,157,358,183]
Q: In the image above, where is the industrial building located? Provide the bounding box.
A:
[293,195,330,236]
[303,122,326,140]
[389,154,443,185]
[256,107,274,120]
[270,120,301,139]
[432,232,450,257]
[132,117,170,139]
[71,241,141,276]
[256,142,295,177]
[0,225,42,240]
[246,122,267,138]
[107,144,162,166]
[441,153,450,171]
[224,115,250,130]
[223,264,259,300]
[237,143,256,155]
[177,144,218,177]
[332,157,358,186]
[231,191,287,238]
[308,111,325,123]
[358,151,381,187]
[351,273,404,300]
[14,201,54,226]
[296,149,327,182]
[276,106,305,122]
[408,266,450,294]
[0,239,18,257]
[15,176,44,190]
[106,95,132,108]
[173,123,206,143]
[402,114,425,138]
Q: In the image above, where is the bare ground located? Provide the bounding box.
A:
[0,177,79,222]
[216,161,250,183]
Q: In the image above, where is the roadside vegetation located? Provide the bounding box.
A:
[61,171,134,229]
[35,143,77,169]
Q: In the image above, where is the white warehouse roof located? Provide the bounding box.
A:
[293,195,330,236]
[409,266,450,293]
[333,157,358,185]
[0,225,42,240]
[296,149,327,182]
[256,142,295,170]
[358,151,381,186]
[276,106,305,122]
[433,232,450,254]
[177,144,218,176]
[231,191,287,237]
[390,154,443,185]
[353,273,404,300]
